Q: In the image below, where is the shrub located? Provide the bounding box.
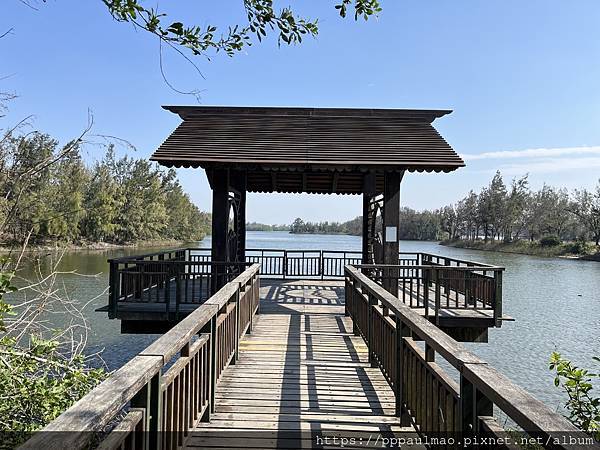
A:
[549,352,600,441]
[568,238,593,255]
[539,235,562,247]
[0,258,106,447]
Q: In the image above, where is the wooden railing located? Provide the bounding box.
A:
[108,250,250,318]
[21,264,261,450]
[108,249,504,325]
[345,265,593,449]
[361,262,504,327]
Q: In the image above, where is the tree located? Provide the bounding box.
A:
[1,134,211,246]
[81,160,120,242]
[439,205,458,240]
[101,0,382,59]
[44,145,89,242]
[502,175,529,242]
[570,181,600,246]
[290,218,305,234]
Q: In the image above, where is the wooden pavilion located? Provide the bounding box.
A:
[151,105,465,293]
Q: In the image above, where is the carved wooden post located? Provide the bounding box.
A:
[362,173,377,264]
[211,168,229,294]
[383,170,404,297]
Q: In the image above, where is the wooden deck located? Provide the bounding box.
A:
[188,280,421,449]
[101,276,507,338]
[28,265,587,450]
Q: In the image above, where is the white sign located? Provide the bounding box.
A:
[385,226,397,242]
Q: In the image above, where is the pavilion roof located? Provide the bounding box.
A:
[150,106,464,194]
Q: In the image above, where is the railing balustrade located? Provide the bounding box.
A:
[21,264,261,450]
[345,265,592,449]
[108,248,504,325]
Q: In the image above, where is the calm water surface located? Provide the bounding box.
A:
[10,232,600,412]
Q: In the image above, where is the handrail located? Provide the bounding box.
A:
[356,263,505,271]
[344,265,593,449]
[21,263,261,450]
[107,249,505,324]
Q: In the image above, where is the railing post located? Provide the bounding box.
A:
[344,276,350,317]
[233,285,240,364]
[209,315,217,414]
[465,270,472,307]
[283,250,287,280]
[131,368,162,450]
[423,267,430,318]
[424,343,435,362]
[199,322,213,423]
[175,262,182,320]
[248,277,255,334]
[352,280,360,336]
[444,259,450,295]
[395,316,411,424]
[494,270,503,327]
[108,261,119,319]
[460,369,494,442]
[320,249,324,280]
[460,372,474,439]
[367,293,377,367]
[434,269,441,326]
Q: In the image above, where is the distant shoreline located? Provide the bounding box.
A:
[288,231,358,236]
[0,239,194,253]
[440,239,599,260]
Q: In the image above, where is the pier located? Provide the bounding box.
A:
[24,264,589,450]
[19,106,594,449]
[99,248,508,341]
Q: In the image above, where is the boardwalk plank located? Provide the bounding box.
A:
[186,279,418,449]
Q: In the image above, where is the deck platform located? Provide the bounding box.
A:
[101,277,508,339]
[188,280,421,449]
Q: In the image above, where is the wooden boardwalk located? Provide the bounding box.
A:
[188,280,420,449]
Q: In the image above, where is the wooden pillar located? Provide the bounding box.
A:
[362,195,370,264]
[211,168,229,292]
[383,171,403,296]
[236,171,247,264]
[362,173,377,264]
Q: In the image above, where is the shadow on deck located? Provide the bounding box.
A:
[189,279,420,449]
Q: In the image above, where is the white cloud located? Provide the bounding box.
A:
[461,145,600,161]
[481,157,600,175]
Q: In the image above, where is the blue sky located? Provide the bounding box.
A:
[2,1,600,224]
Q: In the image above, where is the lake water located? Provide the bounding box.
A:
[9,231,600,413]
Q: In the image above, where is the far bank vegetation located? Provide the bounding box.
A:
[285,172,599,257]
[439,172,600,257]
[0,132,211,248]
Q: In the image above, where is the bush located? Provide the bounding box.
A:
[549,352,600,441]
[0,259,106,447]
[568,238,593,255]
[539,235,562,247]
